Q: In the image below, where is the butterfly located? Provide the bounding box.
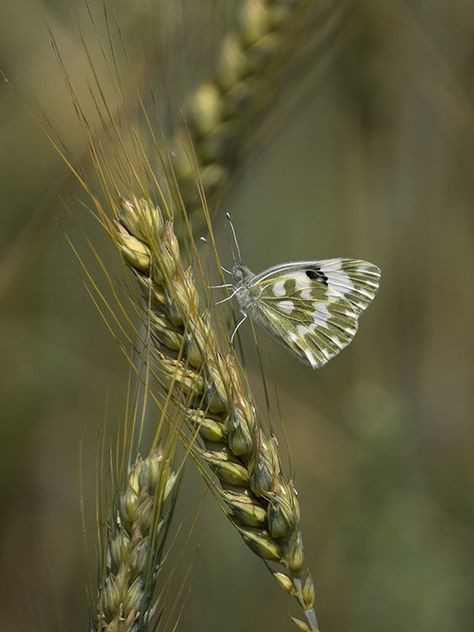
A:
[216,216,381,369]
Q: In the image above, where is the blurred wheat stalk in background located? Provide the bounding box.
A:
[170,0,347,217]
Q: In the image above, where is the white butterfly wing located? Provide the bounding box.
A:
[248,258,380,368]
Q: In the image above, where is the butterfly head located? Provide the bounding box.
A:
[231,263,254,288]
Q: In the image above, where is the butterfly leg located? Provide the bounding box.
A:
[215,287,240,305]
[230,313,248,344]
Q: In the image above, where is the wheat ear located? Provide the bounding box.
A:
[95,449,179,632]
[113,195,318,631]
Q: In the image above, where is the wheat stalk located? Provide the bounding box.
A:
[113,195,319,631]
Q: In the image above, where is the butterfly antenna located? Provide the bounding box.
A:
[226,212,242,263]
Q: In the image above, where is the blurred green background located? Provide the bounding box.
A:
[0,1,473,631]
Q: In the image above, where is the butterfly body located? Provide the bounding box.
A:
[230,259,381,369]
[231,264,261,312]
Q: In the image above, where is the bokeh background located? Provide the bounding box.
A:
[0,1,473,631]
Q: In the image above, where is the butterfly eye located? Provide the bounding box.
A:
[232,265,243,282]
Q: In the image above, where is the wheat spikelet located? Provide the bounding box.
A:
[114,195,319,631]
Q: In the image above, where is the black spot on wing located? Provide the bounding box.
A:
[305,266,328,285]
